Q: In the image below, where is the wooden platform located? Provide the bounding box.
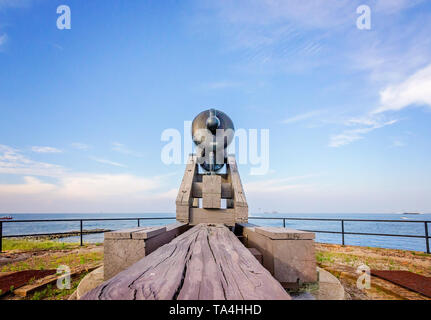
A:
[82,224,291,300]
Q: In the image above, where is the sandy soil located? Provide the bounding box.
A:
[0,245,103,300]
[2,242,430,300]
[316,243,431,300]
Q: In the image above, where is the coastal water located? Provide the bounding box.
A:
[2,213,430,252]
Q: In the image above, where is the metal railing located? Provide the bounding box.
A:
[0,216,429,254]
[0,217,175,252]
[249,217,430,254]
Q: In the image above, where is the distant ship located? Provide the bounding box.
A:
[402,212,421,215]
[0,215,13,220]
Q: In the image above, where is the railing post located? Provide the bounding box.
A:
[0,221,3,253]
[341,220,345,246]
[80,220,83,246]
[137,219,140,227]
[425,222,430,254]
[283,218,286,228]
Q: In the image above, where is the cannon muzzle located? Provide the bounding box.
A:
[191,109,235,172]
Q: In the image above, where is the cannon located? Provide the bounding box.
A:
[191,108,235,173]
[81,109,316,301]
[176,109,248,226]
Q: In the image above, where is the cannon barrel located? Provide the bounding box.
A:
[191,109,235,172]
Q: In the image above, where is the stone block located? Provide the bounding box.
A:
[248,247,263,264]
[104,238,146,280]
[273,239,316,284]
[103,222,188,280]
[105,227,148,239]
[76,267,104,300]
[255,227,314,240]
[132,226,167,239]
[237,223,317,286]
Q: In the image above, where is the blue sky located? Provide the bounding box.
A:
[1,0,431,213]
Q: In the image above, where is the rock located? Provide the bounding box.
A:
[76,266,104,300]
[68,290,77,300]
[313,267,345,300]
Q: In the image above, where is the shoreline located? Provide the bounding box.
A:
[3,229,111,241]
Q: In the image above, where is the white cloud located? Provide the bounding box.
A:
[58,173,158,198]
[283,110,324,124]
[112,142,144,157]
[204,81,241,90]
[71,142,90,150]
[197,0,430,78]
[0,176,56,194]
[0,144,65,177]
[0,173,177,213]
[206,0,357,29]
[344,117,380,127]
[0,33,7,47]
[350,9,431,84]
[89,156,127,168]
[391,140,406,148]
[329,118,398,148]
[328,63,431,148]
[0,144,178,212]
[244,174,319,193]
[374,64,431,114]
[31,146,62,153]
[0,0,33,10]
[51,43,64,51]
[374,0,425,14]
[192,1,362,73]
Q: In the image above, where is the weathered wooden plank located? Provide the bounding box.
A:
[15,265,100,297]
[175,155,197,206]
[82,224,290,300]
[176,204,189,222]
[202,193,221,209]
[180,225,289,300]
[202,175,221,194]
[202,175,221,209]
[189,208,236,226]
[192,182,232,198]
[227,156,247,207]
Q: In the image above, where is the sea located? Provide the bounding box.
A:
[1,213,430,252]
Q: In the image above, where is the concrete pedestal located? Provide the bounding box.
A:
[236,223,317,287]
[103,222,189,280]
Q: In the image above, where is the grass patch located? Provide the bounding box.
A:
[316,251,335,264]
[29,272,88,300]
[2,239,80,252]
[1,251,103,273]
[411,252,430,257]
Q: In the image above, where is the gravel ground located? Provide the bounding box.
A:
[316,243,431,300]
[2,242,430,300]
